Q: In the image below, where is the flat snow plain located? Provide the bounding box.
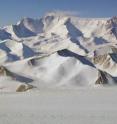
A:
[1,87,117,124]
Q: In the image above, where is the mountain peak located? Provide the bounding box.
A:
[17,17,34,25]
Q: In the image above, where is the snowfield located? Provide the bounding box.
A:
[1,88,117,124]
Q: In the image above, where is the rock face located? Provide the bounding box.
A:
[0,66,6,76]
[0,12,117,92]
[0,66,12,76]
[95,71,110,84]
[16,84,34,92]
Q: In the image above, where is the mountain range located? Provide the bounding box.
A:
[0,12,117,92]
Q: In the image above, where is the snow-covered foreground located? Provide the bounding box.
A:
[1,88,117,124]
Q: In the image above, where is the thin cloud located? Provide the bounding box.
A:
[45,10,81,17]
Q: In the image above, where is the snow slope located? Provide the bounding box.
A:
[0,12,117,92]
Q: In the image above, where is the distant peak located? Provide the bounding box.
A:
[17,17,34,25]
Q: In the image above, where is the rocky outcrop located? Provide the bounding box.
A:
[95,70,117,85]
[95,71,108,84]
[0,66,12,76]
[16,84,34,92]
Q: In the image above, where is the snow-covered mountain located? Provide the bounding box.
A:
[0,12,117,92]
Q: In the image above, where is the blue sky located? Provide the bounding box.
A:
[0,0,117,26]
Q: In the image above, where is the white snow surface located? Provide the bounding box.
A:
[1,88,117,124]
